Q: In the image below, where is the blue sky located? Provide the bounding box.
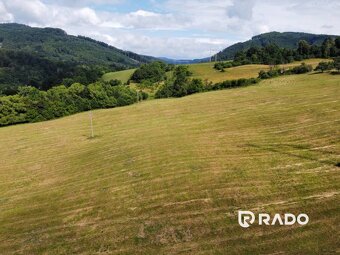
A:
[0,0,339,59]
[89,1,165,13]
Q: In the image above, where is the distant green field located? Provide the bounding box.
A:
[103,58,326,84]
[189,58,327,83]
[0,73,339,254]
[102,68,136,83]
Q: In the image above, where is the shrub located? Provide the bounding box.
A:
[214,61,241,72]
[258,63,312,79]
[334,57,340,72]
[258,68,281,79]
[131,61,169,83]
[155,66,193,98]
[290,63,313,74]
[138,80,155,89]
[314,61,334,73]
[187,79,205,95]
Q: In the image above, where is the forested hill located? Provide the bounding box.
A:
[0,23,154,66]
[0,23,155,94]
[216,31,338,60]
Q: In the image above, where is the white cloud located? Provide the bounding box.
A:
[3,0,49,24]
[0,1,13,22]
[94,32,230,58]
[131,10,159,17]
[0,0,339,58]
[43,0,124,7]
[227,0,255,20]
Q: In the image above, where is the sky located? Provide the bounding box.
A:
[0,0,339,59]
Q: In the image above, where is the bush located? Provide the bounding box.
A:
[187,79,205,95]
[214,61,240,71]
[137,80,155,89]
[334,57,340,72]
[131,61,169,83]
[314,61,334,72]
[258,63,312,79]
[155,66,192,98]
[0,95,27,126]
[213,78,259,90]
[258,70,270,79]
[258,68,281,79]
[290,63,313,74]
[140,91,149,101]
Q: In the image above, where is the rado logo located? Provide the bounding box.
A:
[238,210,309,228]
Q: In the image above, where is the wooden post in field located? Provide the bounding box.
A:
[137,90,139,103]
[89,111,94,138]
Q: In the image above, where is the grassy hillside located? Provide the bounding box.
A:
[216,31,338,60]
[0,73,339,254]
[189,58,325,83]
[103,59,325,84]
[102,69,137,83]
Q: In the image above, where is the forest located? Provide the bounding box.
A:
[215,31,339,60]
[0,23,154,95]
[0,49,110,95]
[233,37,340,65]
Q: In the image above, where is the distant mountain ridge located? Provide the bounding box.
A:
[215,31,339,61]
[159,57,210,65]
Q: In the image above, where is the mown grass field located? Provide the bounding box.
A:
[102,58,326,84]
[189,58,326,83]
[102,68,136,83]
[0,73,339,254]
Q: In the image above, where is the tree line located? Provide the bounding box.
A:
[214,37,340,71]
[0,80,145,127]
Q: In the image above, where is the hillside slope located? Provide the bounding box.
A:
[216,31,338,60]
[0,23,156,93]
[0,23,154,66]
[0,73,339,254]
[188,58,324,83]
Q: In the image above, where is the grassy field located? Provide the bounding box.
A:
[189,58,326,83]
[102,68,136,83]
[0,73,339,254]
[102,59,326,84]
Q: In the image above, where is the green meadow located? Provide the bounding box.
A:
[102,58,326,84]
[0,72,339,254]
[102,68,137,83]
